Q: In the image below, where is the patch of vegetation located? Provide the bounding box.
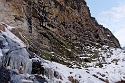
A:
[40,50,73,67]
[96,62,103,68]
[41,51,52,61]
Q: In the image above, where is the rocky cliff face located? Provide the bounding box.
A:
[0,0,120,66]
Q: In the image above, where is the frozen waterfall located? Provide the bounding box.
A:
[0,25,32,74]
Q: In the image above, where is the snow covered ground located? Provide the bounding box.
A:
[87,48,125,83]
[43,48,125,83]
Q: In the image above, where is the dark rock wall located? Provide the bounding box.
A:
[0,0,121,64]
[21,0,120,47]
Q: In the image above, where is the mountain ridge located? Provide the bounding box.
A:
[0,0,121,66]
[0,0,125,83]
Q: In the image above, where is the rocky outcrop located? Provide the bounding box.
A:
[0,0,121,66]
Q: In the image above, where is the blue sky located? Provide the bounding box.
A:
[85,0,125,47]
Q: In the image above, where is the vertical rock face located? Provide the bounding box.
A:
[0,0,121,64]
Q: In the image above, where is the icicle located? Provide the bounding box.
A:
[44,67,54,81]
[0,49,3,67]
[1,47,32,74]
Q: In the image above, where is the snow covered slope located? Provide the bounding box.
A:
[0,23,125,83]
[42,48,125,83]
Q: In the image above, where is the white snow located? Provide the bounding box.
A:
[2,25,26,48]
[6,25,15,30]
[0,49,3,57]
[32,57,41,62]
[41,48,125,83]
[21,79,33,83]
[42,60,104,83]
[85,48,125,83]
